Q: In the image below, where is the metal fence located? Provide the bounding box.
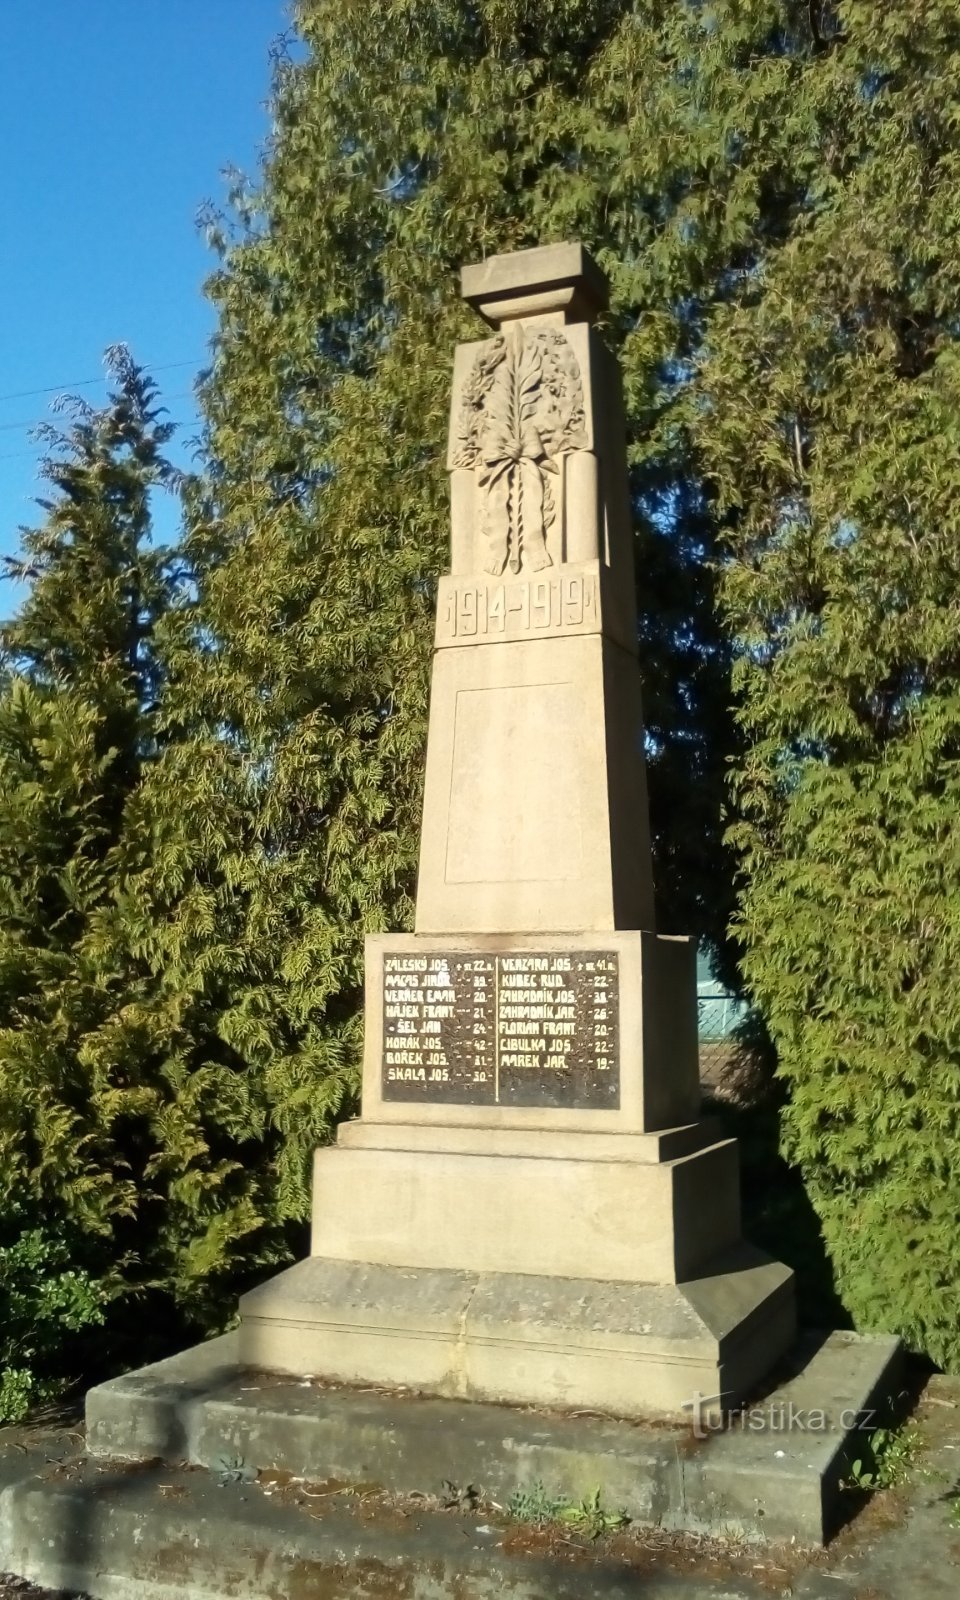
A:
[697,984,747,1094]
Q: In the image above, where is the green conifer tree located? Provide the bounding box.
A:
[138,0,783,1239]
[0,349,180,1405]
[690,3,960,1366]
[172,1,960,1363]
[0,350,286,1405]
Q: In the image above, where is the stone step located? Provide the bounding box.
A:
[87,1329,687,1528]
[0,1443,773,1600]
[85,1326,903,1547]
[235,1249,796,1418]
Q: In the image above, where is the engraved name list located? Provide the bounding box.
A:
[381,951,619,1108]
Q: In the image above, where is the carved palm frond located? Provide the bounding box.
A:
[455,325,587,574]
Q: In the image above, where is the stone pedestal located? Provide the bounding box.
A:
[239,1250,794,1419]
[238,243,795,1416]
[240,929,794,1414]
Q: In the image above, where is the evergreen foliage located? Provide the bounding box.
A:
[692,2,960,1369]
[0,351,286,1410]
[180,0,954,1361]
[6,0,960,1387]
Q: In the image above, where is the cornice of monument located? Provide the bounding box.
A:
[460,241,609,328]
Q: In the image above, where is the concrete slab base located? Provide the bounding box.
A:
[0,1450,810,1600]
[0,1443,689,1600]
[3,1355,951,1600]
[84,1325,902,1548]
[234,1247,796,1419]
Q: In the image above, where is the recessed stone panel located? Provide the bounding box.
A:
[444,682,582,885]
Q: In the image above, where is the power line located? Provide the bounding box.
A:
[0,387,200,438]
[0,358,202,408]
[0,390,200,437]
[0,410,204,464]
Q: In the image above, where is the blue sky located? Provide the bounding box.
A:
[0,2,284,573]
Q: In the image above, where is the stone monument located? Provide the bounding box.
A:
[239,242,796,1416]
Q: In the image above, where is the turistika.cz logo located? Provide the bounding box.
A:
[682,1390,876,1442]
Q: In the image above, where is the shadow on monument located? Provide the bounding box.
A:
[35,1359,243,1596]
[701,1089,849,1335]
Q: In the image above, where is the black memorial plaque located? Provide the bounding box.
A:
[495,951,619,1108]
[381,950,619,1109]
[382,952,497,1104]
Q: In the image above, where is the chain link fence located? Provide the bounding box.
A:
[697,983,747,1096]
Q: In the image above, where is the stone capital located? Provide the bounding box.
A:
[460,241,609,328]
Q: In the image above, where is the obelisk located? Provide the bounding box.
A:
[239,244,795,1416]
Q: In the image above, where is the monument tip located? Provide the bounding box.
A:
[460,241,609,328]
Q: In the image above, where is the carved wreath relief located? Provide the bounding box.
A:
[452,326,587,576]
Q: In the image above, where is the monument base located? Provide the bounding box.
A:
[237,1246,795,1419]
[235,1106,796,1417]
[309,1121,743,1284]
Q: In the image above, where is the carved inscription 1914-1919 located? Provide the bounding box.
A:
[437,570,599,644]
[381,950,619,1108]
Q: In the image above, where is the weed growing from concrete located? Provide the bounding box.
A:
[845,1424,922,1492]
[507,1481,628,1538]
